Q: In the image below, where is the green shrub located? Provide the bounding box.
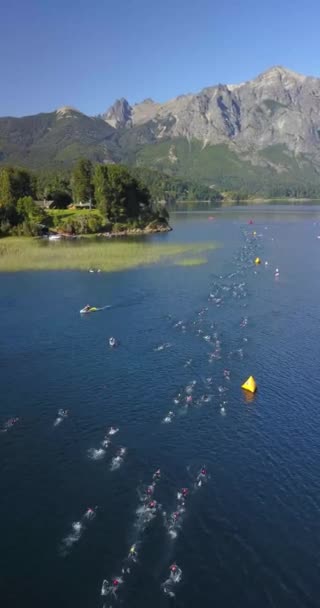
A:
[112,222,128,233]
[58,213,106,234]
[13,220,46,237]
[0,220,11,237]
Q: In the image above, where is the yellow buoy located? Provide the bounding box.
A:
[254,257,261,265]
[241,376,257,394]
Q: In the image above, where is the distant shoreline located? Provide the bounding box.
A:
[225,198,320,204]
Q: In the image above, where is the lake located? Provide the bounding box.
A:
[1,206,320,608]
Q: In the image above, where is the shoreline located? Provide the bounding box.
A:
[223,198,320,204]
[97,223,172,238]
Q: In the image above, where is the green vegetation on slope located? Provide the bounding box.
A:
[136,139,320,198]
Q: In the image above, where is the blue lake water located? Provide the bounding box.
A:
[1,207,320,608]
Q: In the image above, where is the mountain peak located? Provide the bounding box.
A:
[56,106,82,118]
[103,98,132,128]
[258,65,305,81]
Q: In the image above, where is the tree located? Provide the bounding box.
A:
[93,164,155,224]
[0,167,34,207]
[49,190,72,209]
[0,168,15,207]
[16,196,46,223]
[71,159,93,204]
[100,165,127,222]
[12,168,35,200]
[93,165,110,215]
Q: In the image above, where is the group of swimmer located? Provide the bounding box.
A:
[100,466,208,602]
[60,506,98,555]
[101,467,162,600]
[87,426,126,470]
[1,220,280,605]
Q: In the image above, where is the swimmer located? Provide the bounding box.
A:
[196,466,208,487]
[122,543,139,573]
[275,268,280,278]
[200,394,212,404]
[110,455,123,470]
[186,395,193,404]
[154,342,171,352]
[84,506,97,520]
[204,335,211,342]
[218,385,227,394]
[174,320,183,328]
[223,369,231,380]
[170,563,182,583]
[60,517,85,554]
[87,447,106,460]
[118,447,127,457]
[162,563,182,595]
[153,469,161,481]
[58,409,68,418]
[162,411,174,424]
[173,393,181,404]
[108,426,119,436]
[72,521,82,534]
[101,577,123,597]
[128,543,138,560]
[54,409,68,427]
[109,337,117,348]
[1,417,19,432]
[177,488,189,502]
[184,359,192,367]
[101,437,111,448]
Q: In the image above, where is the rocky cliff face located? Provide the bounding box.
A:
[104,66,320,161]
[103,98,132,128]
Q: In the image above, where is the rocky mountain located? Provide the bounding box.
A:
[2,67,320,193]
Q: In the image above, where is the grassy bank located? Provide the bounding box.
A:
[0,237,217,272]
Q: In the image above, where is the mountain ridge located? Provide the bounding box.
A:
[1,66,320,194]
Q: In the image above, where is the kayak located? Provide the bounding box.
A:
[80,307,98,314]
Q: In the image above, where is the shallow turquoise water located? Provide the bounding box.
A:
[1,207,320,608]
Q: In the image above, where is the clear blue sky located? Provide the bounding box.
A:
[1,0,320,117]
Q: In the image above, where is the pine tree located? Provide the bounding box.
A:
[93,165,110,215]
[71,159,93,204]
[0,168,15,207]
